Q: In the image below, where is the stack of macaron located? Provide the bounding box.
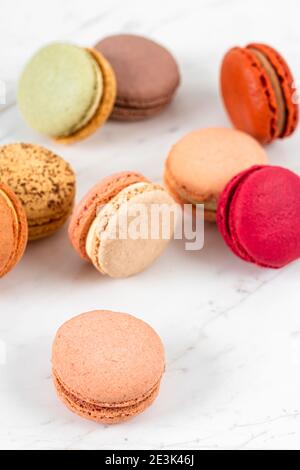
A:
[1,35,300,425]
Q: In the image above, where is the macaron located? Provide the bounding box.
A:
[164,128,268,222]
[217,165,300,268]
[52,310,165,424]
[0,183,28,278]
[18,43,116,143]
[0,143,76,240]
[95,34,180,120]
[69,171,175,278]
[221,43,299,144]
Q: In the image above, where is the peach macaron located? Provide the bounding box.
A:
[164,128,269,221]
[52,310,165,424]
[0,182,28,278]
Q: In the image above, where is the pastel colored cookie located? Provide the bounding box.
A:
[0,144,76,240]
[221,43,298,144]
[52,310,165,424]
[217,165,300,268]
[0,183,28,278]
[18,43,116,143]
[95,34,180,120]
[69,171,175,277]
[164,128,268,222]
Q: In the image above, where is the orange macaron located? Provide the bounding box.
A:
[0,183,28,278]
[221,43,298,144]
[164,128,268,221]
[52,310,165,424]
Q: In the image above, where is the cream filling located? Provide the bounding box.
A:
[0,189,18,228]
[86,182,163,273]
[249,47,286,136]
[63,54,104,136]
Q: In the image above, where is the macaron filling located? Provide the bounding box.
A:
[0,189,18,228]
[248,47,287,137]
[85,182,166,274]
[164,169,217,213]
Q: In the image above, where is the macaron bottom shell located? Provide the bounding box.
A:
[53,372,161,424]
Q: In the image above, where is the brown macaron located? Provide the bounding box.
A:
[95,34,180,120]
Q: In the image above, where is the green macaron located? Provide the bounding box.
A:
[17,43,116,143]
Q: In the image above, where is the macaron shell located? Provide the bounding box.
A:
[52,310,165,406]
[217,165,264,263]
[68,172,148,260]
[0,183,28,277]
[247,43,299,138]
[0,143,76,241]
[95,34,180,119]
[53,372,160,424]
[55,48,116,144]
[164,128,268,220]
[163,174,216,222]
[217,166,300,268]
[111,101,169,121]
[221,47,280,144]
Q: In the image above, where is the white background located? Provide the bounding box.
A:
[1,0,300,450]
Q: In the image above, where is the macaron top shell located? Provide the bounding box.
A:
[95,34,180,109]
[0,183,28,277]
[68,171,148,260]
[165,128,268,204]
[0,144,76,237]
[18,43,103,137]
[52,310,165,405]
[217,165,300,268]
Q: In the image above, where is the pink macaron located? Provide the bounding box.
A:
[217,165,300,268]
[52,310,165,424]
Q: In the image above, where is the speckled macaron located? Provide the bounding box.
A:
[164,128,269,221]
[52,310,165,424]
[69,171,175,278]
[95,34,180,120]
[18,43,116,143]
[0,143,76,240]
[0,183,28,278]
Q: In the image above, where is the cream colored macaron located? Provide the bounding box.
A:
[68,172,176,278]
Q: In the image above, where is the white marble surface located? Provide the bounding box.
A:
[1,0,300,451]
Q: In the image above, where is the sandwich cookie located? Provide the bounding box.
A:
[164,128,268,222]
[69,171,175,278]
[95,34,180,120]
[0,144,76,240]
[221,43,298,144]
[52,310,165,424]
[217,165,300,268]
[18,43,116,143]
[0,183,28,278]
